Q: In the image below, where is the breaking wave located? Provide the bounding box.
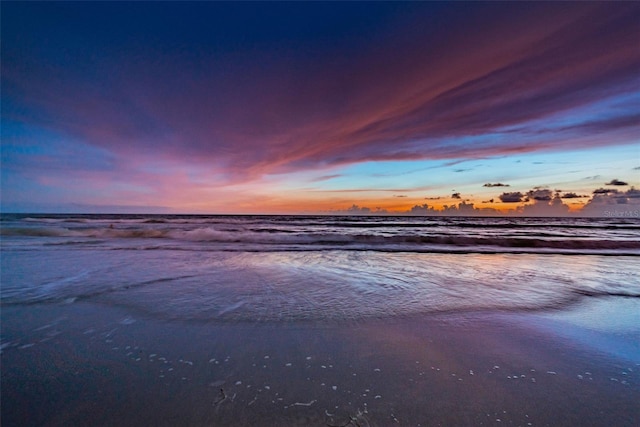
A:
[2,224,639,254]
[3,215,640,322]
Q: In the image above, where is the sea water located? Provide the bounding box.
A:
[2,214,639,323]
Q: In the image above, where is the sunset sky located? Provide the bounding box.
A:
[2,2,639,215]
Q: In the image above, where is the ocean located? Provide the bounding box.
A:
[2,214,640,426]
[2,214,639,322]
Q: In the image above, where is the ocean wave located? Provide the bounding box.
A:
[3,250,639,323]
[572,289,640,298]
[3,225,639,252]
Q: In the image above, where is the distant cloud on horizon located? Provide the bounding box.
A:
[560,192,588,199]
[526,188,553,201]
[499,192,525,203]
[582,187,640,216]
[593,188,620,194]
[605,179,629,186]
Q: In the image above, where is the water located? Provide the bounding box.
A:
[2,214,639,322]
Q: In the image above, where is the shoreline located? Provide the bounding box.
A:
[2,298,639,426]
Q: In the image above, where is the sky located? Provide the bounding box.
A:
[2,1,639,216]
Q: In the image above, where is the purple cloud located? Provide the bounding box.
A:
[560,192,588,199]
[499,192,525,203]
[605,179,629,186]
[582,187,640,216]
[518,194,570,217]
[3,2,639,184]
[526,188,553,201]
[593,188,620,194]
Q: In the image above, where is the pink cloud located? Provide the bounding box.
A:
[4,2,638,186]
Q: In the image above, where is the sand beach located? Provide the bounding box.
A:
[2,296,638,426]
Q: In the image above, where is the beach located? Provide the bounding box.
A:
[1,214,639,426]
[2,297,639,426]
[4,1,640,424]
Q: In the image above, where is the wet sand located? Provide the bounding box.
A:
[2,299,639,426]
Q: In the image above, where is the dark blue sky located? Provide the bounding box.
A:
[2,2,639,214]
